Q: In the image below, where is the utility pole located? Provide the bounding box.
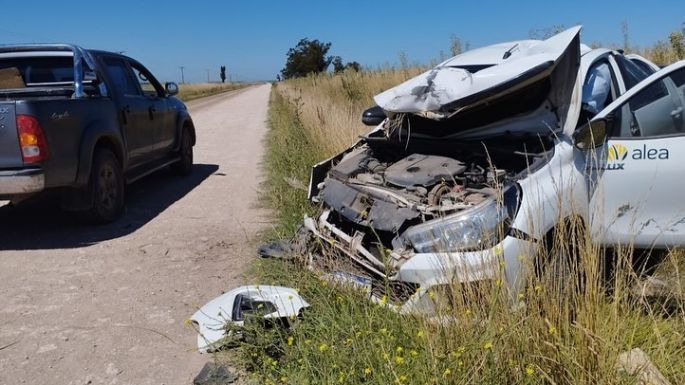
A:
[179,66,185,84]
[206,69,210,83]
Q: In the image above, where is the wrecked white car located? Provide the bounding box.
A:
[190,285,309,353]
[293,25,685,313]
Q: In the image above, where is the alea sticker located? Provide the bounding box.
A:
[605,143,670,170]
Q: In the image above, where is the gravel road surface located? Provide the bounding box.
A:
[0,84,272,385]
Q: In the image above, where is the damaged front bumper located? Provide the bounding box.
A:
[303,210,537,313]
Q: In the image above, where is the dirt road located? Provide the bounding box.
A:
[0,84,272,385]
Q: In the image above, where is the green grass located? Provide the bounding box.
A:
[260,87,326,236]
[228,72,685,385]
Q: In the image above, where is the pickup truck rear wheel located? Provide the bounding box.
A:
[83,149,124,224]
[171,128,193,176]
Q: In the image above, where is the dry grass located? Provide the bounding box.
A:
[176,82,250,101]
[277,67,424,155]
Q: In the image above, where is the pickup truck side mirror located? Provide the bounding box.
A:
[361,105,386,126]
[573,118,608,150]
[165,82,179,96]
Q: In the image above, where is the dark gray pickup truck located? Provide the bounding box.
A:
[0,44,195,223]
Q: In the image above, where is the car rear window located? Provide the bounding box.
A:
[615,55,650,91]
[0,56,74,85]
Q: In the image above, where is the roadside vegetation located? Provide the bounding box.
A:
[176,82,249,101]
[234,24,685,384]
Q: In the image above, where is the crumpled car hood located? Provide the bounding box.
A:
[374,26,582,124]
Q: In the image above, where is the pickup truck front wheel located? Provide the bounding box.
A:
[171,128,193,176]
[83,149,124,224]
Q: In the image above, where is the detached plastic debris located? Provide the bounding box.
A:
[190,285,309,353]
[258,226,312,260]
[257,240,292,259]
[193,362,238,385]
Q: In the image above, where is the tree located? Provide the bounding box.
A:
[220,66,226,83]
[331,56,345,73]
[670,31,685,60]
[449,34,462,56]
[344,61,361,72]
[529,25,566,39]
[281,38,334,79]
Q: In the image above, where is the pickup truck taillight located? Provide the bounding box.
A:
[16,115,49,163]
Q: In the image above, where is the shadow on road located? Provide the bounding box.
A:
[0,163,218,250]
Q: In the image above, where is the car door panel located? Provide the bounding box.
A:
[587,63,685,248]
[101,57,153,167]
[128,62,175,156]
[590,137,685,247]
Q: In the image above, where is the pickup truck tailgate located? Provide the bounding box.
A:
[0,101,23,168]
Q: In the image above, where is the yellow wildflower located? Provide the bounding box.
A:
[318,343,329,353]
[526,364,535,376]
[396,346,403,353]
[416,330,425,338]
[379,295,388,306]
[548,326,557,335]
[483,341,493,350]
[287,336,294,346]
[364,368,372,375]
[394,355,405,365]
[443,368,451,377]
[410,350,418,357]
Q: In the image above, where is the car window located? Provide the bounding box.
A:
[614,55,650,91]
[582,61,613,115]
[630,58,657,75]
[103,57,140,96]
[612,67,685,137]
[129,62,162,98]
[0,56,74,85]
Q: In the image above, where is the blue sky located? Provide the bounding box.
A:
[0,1,682,82]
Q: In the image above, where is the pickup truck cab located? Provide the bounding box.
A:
[0,44,195,223]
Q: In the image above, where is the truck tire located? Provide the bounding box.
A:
[83,149,125,224]
[171,127,193,176]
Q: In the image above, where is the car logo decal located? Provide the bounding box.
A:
[607,144,628,161]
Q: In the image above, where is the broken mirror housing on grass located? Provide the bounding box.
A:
[190,285,309,353]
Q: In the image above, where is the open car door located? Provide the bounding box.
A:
[584,60,685,248]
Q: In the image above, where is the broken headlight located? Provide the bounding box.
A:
[403,185,520,253]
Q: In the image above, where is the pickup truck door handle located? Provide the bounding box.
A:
[121,106,131,125]
[148,106,156,120]
[671,106,683,118]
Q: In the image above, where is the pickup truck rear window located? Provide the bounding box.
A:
[0,56,74,85]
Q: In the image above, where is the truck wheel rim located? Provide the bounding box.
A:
[98,164,117,211]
